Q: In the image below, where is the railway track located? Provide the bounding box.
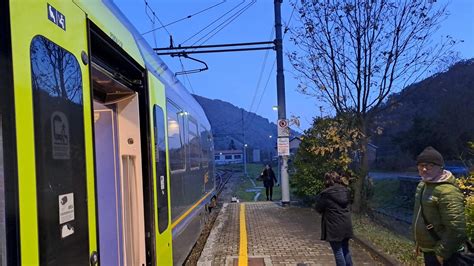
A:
[215,169,234,196]
[184,169,236,265]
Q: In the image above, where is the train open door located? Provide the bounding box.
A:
[89,23,148,266]
[8,1,98,264]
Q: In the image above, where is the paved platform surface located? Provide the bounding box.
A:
[198,202,379,266]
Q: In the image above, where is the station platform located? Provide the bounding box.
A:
[197,201,378,266]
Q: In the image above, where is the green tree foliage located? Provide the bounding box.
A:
[291,116,362,200]
[456,175,474,241]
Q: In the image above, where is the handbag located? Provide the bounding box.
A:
[419,184,474,265]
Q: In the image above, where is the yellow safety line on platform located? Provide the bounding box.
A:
[239,203,248,266]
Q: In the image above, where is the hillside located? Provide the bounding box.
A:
[371,59,474,167]
[193,95,298,160]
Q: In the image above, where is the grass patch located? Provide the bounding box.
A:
[353,214,423,265]
[369,178,400,209]
[234,175,259,202]
[232,163,282,202]
[369,178,414,224]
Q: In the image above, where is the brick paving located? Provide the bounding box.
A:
[198,202,379,266]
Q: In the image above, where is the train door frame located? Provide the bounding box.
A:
[9,1,98,264]
[92,99,124,266]
[148,76,173,265]
[0,1,20,265]
[88,22,155,265]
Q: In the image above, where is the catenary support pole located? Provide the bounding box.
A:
[274,0,290,205]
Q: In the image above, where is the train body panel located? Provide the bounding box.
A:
[73,0,145,68]
[1,0,216,265]
[9,1,97,264]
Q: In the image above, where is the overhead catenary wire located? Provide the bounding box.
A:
[190,0,256,49]
[143,0,172,37]
[146,1,290,135]
[180,1,246,46]
[141,0,226,36]
[143,2,159,47]
[245,28,275,123]
[244,60,276,129]
[244,1,297,127]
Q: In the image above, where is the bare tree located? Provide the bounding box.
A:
[288,0,457,212]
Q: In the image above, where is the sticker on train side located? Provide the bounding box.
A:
[47,3,66,31]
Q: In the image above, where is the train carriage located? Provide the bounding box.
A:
[0,0,216,265]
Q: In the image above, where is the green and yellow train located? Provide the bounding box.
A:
[0,0,216,265]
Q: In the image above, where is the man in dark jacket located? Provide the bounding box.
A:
[412,146,467,265]
[315,171,353,266]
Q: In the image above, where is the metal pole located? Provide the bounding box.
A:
[244,145,248,176]
[242,109,248,176]
[278,157,281,184]
[274,0,290,205]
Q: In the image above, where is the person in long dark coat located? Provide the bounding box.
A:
[315,171,353,266]
[260,164,277,201]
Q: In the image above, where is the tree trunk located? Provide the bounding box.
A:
[352,119,370,213]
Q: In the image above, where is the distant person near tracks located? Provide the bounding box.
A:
[260,164,278,201]
[315,171,353,266]
[413,146,471,265]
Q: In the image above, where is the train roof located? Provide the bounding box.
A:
[74,0,210,128]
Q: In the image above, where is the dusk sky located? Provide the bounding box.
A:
[114,0,474,131]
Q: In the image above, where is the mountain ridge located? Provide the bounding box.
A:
[193,94,299,160]
[371,58,474,167]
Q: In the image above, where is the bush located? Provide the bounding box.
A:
[290,117,361,200]
[456,174,474,240]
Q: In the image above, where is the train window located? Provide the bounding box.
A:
[153,105,169,233]
[200,126,210,168]
[234,155,242,159]
[166,101,185,171]
[30,35,89,264]
[188,118,200,169]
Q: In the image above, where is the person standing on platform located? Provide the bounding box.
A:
[315,171,353,266]
[260,164,278,201]
[412,146,468,265]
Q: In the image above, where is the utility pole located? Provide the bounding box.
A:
[274,0,290,205]
[242,109,248,177]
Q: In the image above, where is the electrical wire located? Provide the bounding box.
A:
[191,0,256,48]
[283,1,297,37]
[245,28,275,122]
[180,1,246,46]
[245,1,297,127]
[141,1,226,35]
[143,0,171,37]
[244,60,276,128]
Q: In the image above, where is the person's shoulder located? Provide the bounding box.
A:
[435,182,461,194]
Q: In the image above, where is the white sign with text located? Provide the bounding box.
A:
[277,137,290,156]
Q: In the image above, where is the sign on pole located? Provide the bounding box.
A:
[277,137,290,156]
[277,119,289,137]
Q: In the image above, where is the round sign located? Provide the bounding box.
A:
[278,119,288,128]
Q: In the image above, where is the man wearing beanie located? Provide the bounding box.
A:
[412,146,468,265]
